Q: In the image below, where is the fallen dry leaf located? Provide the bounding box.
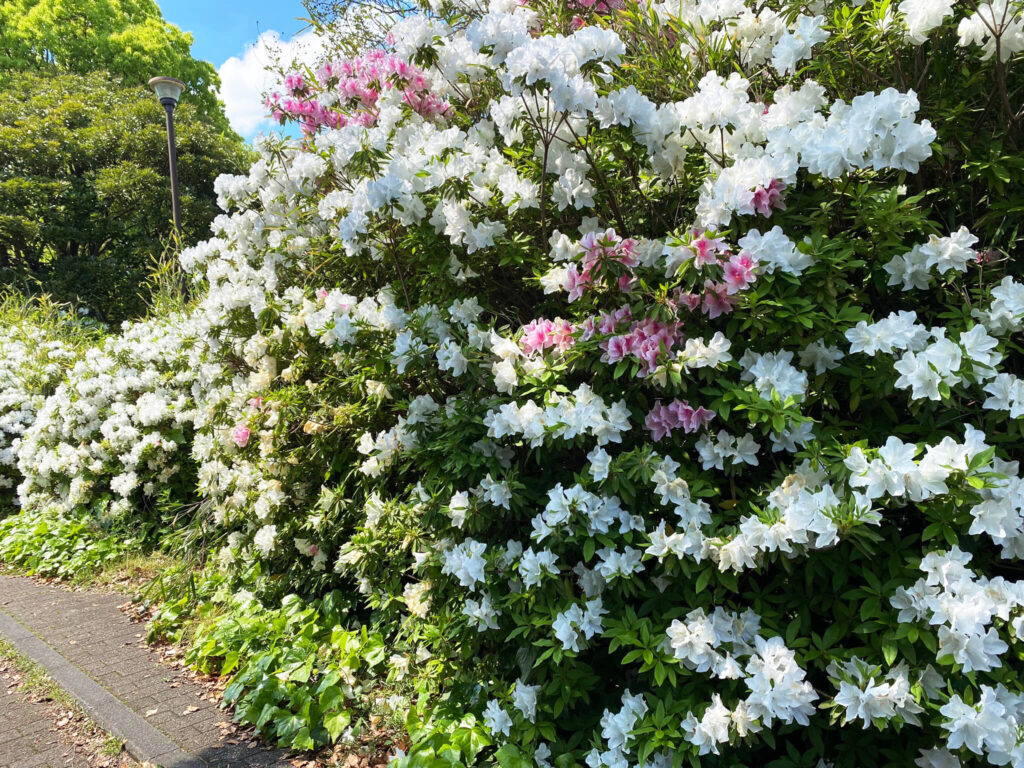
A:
[145,708,158,717]
[182,705,200,715]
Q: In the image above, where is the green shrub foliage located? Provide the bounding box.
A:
[0,71,250,321]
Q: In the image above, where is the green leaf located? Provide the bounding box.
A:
[694,569,711,595]
[325,710,351,742]
[320,684,344,712]
[221,650,240,676]
[496,744,532,768]
[292,726,316,751]
[882,637,898,666]
[583,537,596,562]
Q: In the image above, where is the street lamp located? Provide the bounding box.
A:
[148,76,186,238]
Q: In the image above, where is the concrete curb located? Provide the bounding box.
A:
[0,606,204,768]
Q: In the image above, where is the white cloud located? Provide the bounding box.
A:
[217,29,326,139]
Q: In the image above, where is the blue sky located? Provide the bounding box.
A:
[162,1,315,139]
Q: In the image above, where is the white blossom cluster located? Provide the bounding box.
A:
[846,427,1024,557]
[15,315,199,518]
[667,608,817,755]
[941,684,1024,766]
[846,310,1011,404]
[583,691,648,768]
[890,547,1024,673]
[884,227,979,290]
[898,0,1024,61]
[828,657,932,727]
[483,385,630,447]
[0,327,81,498]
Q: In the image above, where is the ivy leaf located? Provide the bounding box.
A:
[324,710,351,742]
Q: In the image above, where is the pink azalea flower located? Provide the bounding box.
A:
[566,264,591,303]
[644,400,713,440]
[603,335,631,363]
[551,320,576,351]
[702,281,736,318]
[232,424,251,448]
[644,404,672,442]
[692,231,729,268]
[673,290,702,312]
[521,318,576,355]
[751,179,787,217]
[637,337,662,372]
[723,252,758,295]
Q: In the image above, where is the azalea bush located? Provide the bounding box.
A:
[0,294,101,509]
[3,0,1024,765]
[168,0,1024,761]
[15,312,202,520]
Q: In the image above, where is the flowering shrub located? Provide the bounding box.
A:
[0,296,99,509]
[162,0,1024,759]
[3,0,1024,765]
[15,313,201,520]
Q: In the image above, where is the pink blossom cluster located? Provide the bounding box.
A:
[567,229,638,302]
[232,424,251,448]
[266,52,450,136]
[670,230,760,319]
[600,317,680,375]
[751,179,787,217]
[520,318,577,355]
[644,400,715,441]
[580,305,633,339]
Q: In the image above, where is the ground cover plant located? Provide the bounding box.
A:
[2,0,1024,766]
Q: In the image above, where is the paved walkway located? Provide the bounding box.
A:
[0,575,290,768]
[0,682,91,768]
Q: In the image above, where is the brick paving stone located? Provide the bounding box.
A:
[0,575,292,767]
[0,688,91,768]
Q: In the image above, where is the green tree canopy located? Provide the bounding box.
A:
[0,0,227,127]
[0,70,251,322]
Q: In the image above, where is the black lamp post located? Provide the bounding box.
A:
[148,76,186,237]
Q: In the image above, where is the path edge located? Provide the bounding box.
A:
[0,605,203,768]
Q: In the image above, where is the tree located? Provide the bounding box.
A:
[303,0,402,56]
[0,70,251,322]
[0,0,227,128]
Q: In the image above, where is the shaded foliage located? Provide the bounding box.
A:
[0,71,251,321]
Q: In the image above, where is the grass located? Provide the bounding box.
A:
[91,551,184,591]
[0,636,75,705]
[0,547,191,594]
[101,735,127,756]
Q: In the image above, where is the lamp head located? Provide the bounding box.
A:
[148,76,186,107]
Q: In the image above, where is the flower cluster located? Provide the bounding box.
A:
[266,52,450,135]
[0,322,84,505]
[891,547,1024,673]
[16,315,199,519]
[669,608,817,755]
